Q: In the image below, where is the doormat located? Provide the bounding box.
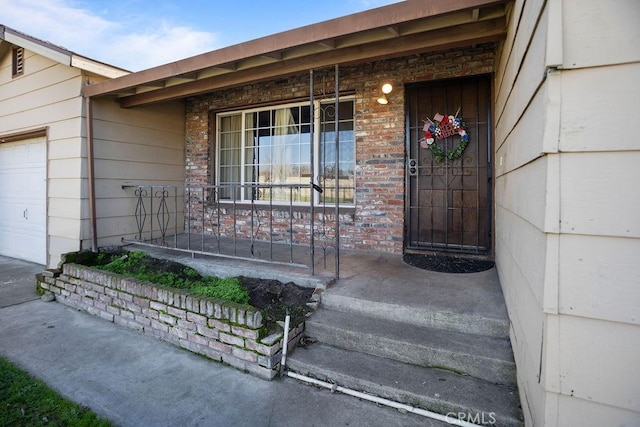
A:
[403,253,494,274]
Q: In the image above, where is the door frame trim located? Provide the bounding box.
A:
[403,74,495,258]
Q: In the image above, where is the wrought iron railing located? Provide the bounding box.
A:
[121,183,335,274]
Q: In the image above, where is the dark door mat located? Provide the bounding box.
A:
[403,253,495,273]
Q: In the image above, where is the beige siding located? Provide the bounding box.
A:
[0,48,85,267]
[496,0,640,425]
[560,63,640,152]
[561,0,640,69]
[90,99,185,248]
[559,234,640,325]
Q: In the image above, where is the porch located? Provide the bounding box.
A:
[128,240,522,426]
[129,240,509,327]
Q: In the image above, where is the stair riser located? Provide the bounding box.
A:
[306,322,516,386]
[322,294,510,338]
[288,359,521,427]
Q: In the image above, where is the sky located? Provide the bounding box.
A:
[1,0,403,72]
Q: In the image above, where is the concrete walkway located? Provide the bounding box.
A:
[0,256,444,427]
[0,256,44,308]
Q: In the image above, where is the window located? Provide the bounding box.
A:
[216,99,355,205]
[12,47,24,77]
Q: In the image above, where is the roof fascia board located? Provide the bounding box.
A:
[83,0,505,97]
[2,27,71,66]
[71,56,129,78]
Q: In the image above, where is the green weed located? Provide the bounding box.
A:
[0,357,112,427]
[95,251,248,304]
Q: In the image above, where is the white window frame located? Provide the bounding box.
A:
[215,97,355,207]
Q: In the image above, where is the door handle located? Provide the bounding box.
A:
[23,209,28,220]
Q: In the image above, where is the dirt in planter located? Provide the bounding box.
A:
[134,257,316,329]
[241,277,315,332]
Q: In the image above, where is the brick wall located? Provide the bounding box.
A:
[37,264,303,379]
[185,44,496,253]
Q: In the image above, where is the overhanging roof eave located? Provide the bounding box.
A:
[82,0,507,99]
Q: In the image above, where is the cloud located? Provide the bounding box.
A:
[100,24,219,71]
[0,0,220,71]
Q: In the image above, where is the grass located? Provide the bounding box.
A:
[0,357,112,427]
[94,251,249,305]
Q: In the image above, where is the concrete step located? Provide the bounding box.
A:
[305,308,517,386]
[288,344,523,427]
[321,292,510,338]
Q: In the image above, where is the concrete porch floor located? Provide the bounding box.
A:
[129,237,510,334]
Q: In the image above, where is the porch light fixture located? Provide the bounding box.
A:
[377,83,393,104]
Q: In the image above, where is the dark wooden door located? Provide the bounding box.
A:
[405,76,492,254]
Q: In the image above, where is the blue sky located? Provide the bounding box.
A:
[1,0,402,71]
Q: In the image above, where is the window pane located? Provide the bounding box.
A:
[319,100,354,204]
[217,100,354,204]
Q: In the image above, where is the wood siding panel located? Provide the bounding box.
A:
[95,197,184,219]
[0,60,80,102]
[3,98,83,133]
[496,80,548,175]
[94,159,183,182]
[48,178,83,199]
[92,101,185,132]
[49,197,82,220]
[495,0,544,118]
[556,393,640,427]
[48,138,83,160]
[495,205,548,426]
[0,75,82,117]
[562,0,640,69]
[558,315,640,412]
[495,193,547,306]
[48,216,81,239]
[495,7,548,150]
[91,99,185,248]
[91,121,183,149]
[94,139,183,165]
[94,178,180,199]
[494,0,524,94]
[559,234,640,326]
[49,158,83,180]
[560,64,640,152]
[495,156,548,232]
[48,235,81,267]
[560,151,640,238]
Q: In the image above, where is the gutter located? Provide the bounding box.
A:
[84,96,98,252]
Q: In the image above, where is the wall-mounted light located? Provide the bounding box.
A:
[377,83,393,104]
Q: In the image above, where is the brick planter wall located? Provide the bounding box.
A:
[37,264,303,379]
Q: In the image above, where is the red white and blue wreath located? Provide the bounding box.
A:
[420,109,469,163]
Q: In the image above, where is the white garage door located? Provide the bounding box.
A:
[0,137,47,264]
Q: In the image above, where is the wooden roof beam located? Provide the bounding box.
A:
[386,26,401,37]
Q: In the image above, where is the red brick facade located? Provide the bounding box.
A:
[184,44,495,254]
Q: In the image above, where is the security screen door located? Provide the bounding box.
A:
[405,76,492,254]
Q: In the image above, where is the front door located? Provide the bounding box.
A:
[405,76,492,254]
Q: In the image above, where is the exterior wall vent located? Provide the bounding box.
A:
[12,47,24,77]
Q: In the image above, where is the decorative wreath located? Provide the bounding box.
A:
[420,111,469,163]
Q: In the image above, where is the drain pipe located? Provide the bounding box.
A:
[279,312,481,426]
[279,311,291,376]
[286,371,482,427]
[84,96,98,252]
